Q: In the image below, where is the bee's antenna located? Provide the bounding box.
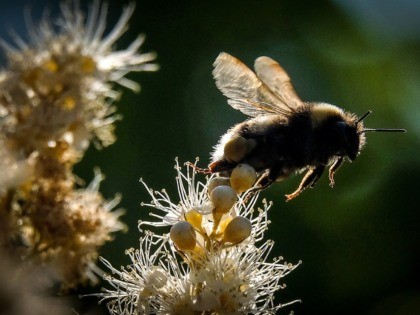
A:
[357,110,372,124]
[363,128,406,133]
[357,110,406,133]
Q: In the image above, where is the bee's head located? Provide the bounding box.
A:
[311,104,367,161]
[314,106,405,161]
[335,121,362,161]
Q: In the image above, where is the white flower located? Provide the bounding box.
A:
[96,160,300,314]
[139,158,212,228]
[191,242,299,314]
[97,232,299,314]
[140,159,271,243]
[96,232,194,315]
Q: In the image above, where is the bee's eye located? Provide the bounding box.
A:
[335,121,347,140]
[335,122,359,160]
[344,125,359,161]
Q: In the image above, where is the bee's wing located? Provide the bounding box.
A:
[254,56,303,109]
[212,52,294,118]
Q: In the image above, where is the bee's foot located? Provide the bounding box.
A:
[285,190,301,202]
[328,173,336,187]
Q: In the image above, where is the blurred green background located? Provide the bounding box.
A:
[2,0,419,314]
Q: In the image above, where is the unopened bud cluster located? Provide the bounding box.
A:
[169,162,258,256]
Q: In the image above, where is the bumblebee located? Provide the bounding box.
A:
[209,53,405,201]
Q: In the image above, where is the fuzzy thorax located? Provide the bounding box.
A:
[310,103,344,127]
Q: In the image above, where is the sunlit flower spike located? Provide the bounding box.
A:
[0,0,157,289]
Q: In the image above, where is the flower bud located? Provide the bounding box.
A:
[223,216,252,244]
[230,164,257,193]
[170,221,196,251]
[207,177,230,194]
[210,185,236,214]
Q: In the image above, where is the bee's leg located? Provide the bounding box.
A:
[224,136,250,163]
[241,172,270,203]
[254,172,272,189]
[285,165,325,201]
[256,162,286,189]
[185,162,212,174]
[208,159,236,173]
[241,172,269,200]
[328,157,344,187]
[241,164,284,202]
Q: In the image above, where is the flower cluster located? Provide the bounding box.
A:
[0,0,157,289]
[96,160,299,314]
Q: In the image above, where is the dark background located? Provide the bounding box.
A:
[1,0,419,314]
